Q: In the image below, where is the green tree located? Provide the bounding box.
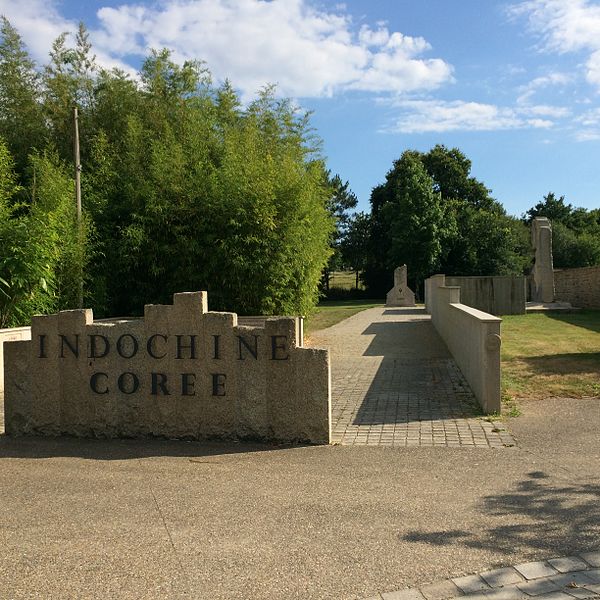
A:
[0,140,88,326]
[375,151,445,298]
[322,173,358,290]
[364,145,529,296]
[0,21,335,320]
[524,193,600,268]
[43,23,97,162]
[0,18,46,174]
[421,144,500,212]
[340,211,371,288]
[525,192,573,225]
[552,222,600,268]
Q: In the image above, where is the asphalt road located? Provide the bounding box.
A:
[0,394,598,599]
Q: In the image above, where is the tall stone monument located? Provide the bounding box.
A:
[386,265,416,307]
[531,217,555,303]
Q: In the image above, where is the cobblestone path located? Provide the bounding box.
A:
[309,306,515,447]
[365,552,600,600]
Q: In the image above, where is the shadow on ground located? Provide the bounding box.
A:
[0,434,308,460]
[383,308,428,316]
[348,317,481,427]
[522,352,600,375]
[546,310,600,334]
[401,471,600,555]
[361,321,449,358]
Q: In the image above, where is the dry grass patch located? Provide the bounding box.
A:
[501,311,600,400]
[327,271,364,290]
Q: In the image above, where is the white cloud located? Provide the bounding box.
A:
[383,99,556,133]
[0,0,453,99]
[509,0,600,89]
[573,106,600,138]
[520,104,571,117]
[0,0,71,62]
[575,106,600,125]
[574,127,600,140]
[0,0,137,75]
[516,72,572,104]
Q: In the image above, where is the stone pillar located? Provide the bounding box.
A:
[531,217,555,303]
[386,265,416,307]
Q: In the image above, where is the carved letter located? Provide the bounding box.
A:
[213,335,220,360]
[38,334,47,358]
[270,335,289,361]
[147,334,168,359]
[117,372,140,394]
[60,334,79,358]
[181,373,196,396]
[151,372,170,396]
[89,334,110,359]
[212,373,226,396]
[175,335,197,359]
[116,334,139,359]
[237,335,259,360]
[90,372,109,394]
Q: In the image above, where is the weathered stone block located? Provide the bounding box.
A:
[3,292,331,444]
[531,217,555,303]
[386,265,416,307]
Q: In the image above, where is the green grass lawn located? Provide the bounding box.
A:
[306,302,599,402]
[501,310,600,400]
[305,299,383,334]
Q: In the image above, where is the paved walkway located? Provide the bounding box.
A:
[369,552,600,600]
[0,308,598,599]
[309,306,515,447]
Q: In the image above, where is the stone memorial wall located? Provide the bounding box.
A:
[425,275,501,414]
[444,276,526,315]
[554,265,600,309]
[4,292,331,444]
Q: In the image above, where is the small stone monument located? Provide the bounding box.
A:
[386,265,416,307]
[531,217,555,303]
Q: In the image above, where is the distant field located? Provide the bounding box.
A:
[327,271,365,290]
[501,310,600,400]
[305,299,382,334]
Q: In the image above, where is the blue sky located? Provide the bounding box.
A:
[2,0,600,217]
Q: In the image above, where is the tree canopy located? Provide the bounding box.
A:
[0,20,334,323]
[363,145,530,297]
[524,192,600,268]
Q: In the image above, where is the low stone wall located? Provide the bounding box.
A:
[426,276,501,414]
[445,276,526,315]
[4,292,330,443]
[554,266,600,309]
[0,326,31,395]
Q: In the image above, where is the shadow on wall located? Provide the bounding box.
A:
[400,471,600,556]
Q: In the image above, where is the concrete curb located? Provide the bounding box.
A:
[365,552,600,600]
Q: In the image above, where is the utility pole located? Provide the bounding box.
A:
[73,106,83,309]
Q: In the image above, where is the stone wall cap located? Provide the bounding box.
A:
[446,275,523,280]
[449,302,502,322]
[0,326,31,334]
